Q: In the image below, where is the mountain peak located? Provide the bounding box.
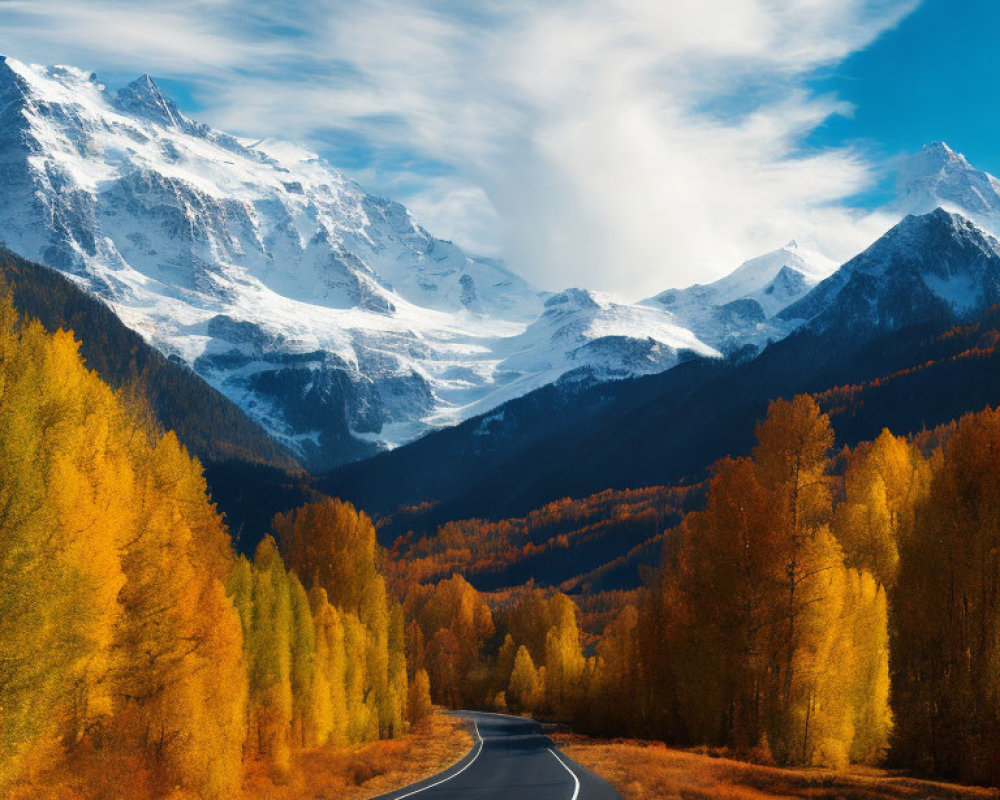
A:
[913,141,972,172]
[924,140,955,157]
[117,73,198,134]
[129,73,160,94]
[0,55,550,467]
[893,142,1000,234]
[895,206,983,240]
[781,208,1000,333]
[863,208,987,264]
[0,55,22,94]
[544,287,601,312]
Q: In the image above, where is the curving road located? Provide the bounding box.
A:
[370,711,622,800]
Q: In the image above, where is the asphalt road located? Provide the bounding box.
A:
[370,711,623,800]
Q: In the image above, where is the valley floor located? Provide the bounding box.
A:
[555,735,1000,800]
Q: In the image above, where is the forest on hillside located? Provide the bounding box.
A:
[0,296,414,798]
[5,293,1000,797]
[392,393,1000,785]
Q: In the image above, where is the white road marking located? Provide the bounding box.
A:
[389,720,483,799]
[547,747,581,800]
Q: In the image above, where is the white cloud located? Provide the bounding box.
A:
[0,0,918,297]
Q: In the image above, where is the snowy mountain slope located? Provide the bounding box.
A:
[0,56,731,469]
[892,142,1000,236]
[640,141,1000,356]
[425,288,720,426]
[642,241,838,353]
[781,208,1000,335]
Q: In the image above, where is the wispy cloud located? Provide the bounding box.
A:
[0,0,918,296]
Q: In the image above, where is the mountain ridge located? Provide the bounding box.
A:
[0,56,753,469]
[5,55,1000,473]
[319,208,1000,524]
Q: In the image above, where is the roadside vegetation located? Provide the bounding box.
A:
[241,711,471,800]
[556,736,1000,800]
[9,711,470,800]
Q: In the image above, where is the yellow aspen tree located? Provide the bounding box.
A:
[169,576,246,798]
[308,587,349,747]
[115,432,245,796]
[543,593,585,719]
[305,589,332,747]
[846,571,891,765]
[405,619,426,676]
[227,555,254,642]
[407,669,433,725]
[507,646,540,714]
[364,576,393,737]
[671,457,781,750]
[781,535,851,768]
[752,396,837,764]
[0,295,245,797]
[499,587,561,665]
[493,634,518,702]
[342,612,372,744]
[170,443,247,798]
[275,498,382,623]
[41,330,134,747]
[288,573,316,748]
[409,574,494,707]
[0,309,126,787]
[833,430,929,588]
[326,603,350,747]
[248,536,293,773]
[275,499,399,738]
[426,628,461,708]
[590,605,641,736]
[388,601,408,737]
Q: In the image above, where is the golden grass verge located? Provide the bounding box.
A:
[242,710,473,800]
[8,710,473,800]
[555,734,1000,800]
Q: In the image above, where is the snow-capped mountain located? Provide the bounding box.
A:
[0,56,731,469]
[321,206,1000,522]
[893,142,1000,236]
[642,142,1000,355]
[782,208,1000,336]
[441,288,720,421]
[0,57,554,467]
[4,54,999,471]
[642,241,837,353]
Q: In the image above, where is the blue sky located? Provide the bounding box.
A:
[0,0,992,294]
[806,0,1000,179]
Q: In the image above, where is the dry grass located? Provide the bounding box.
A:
[6,711,472,800]
[242,711,473,800]
[555,735,1000,800]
